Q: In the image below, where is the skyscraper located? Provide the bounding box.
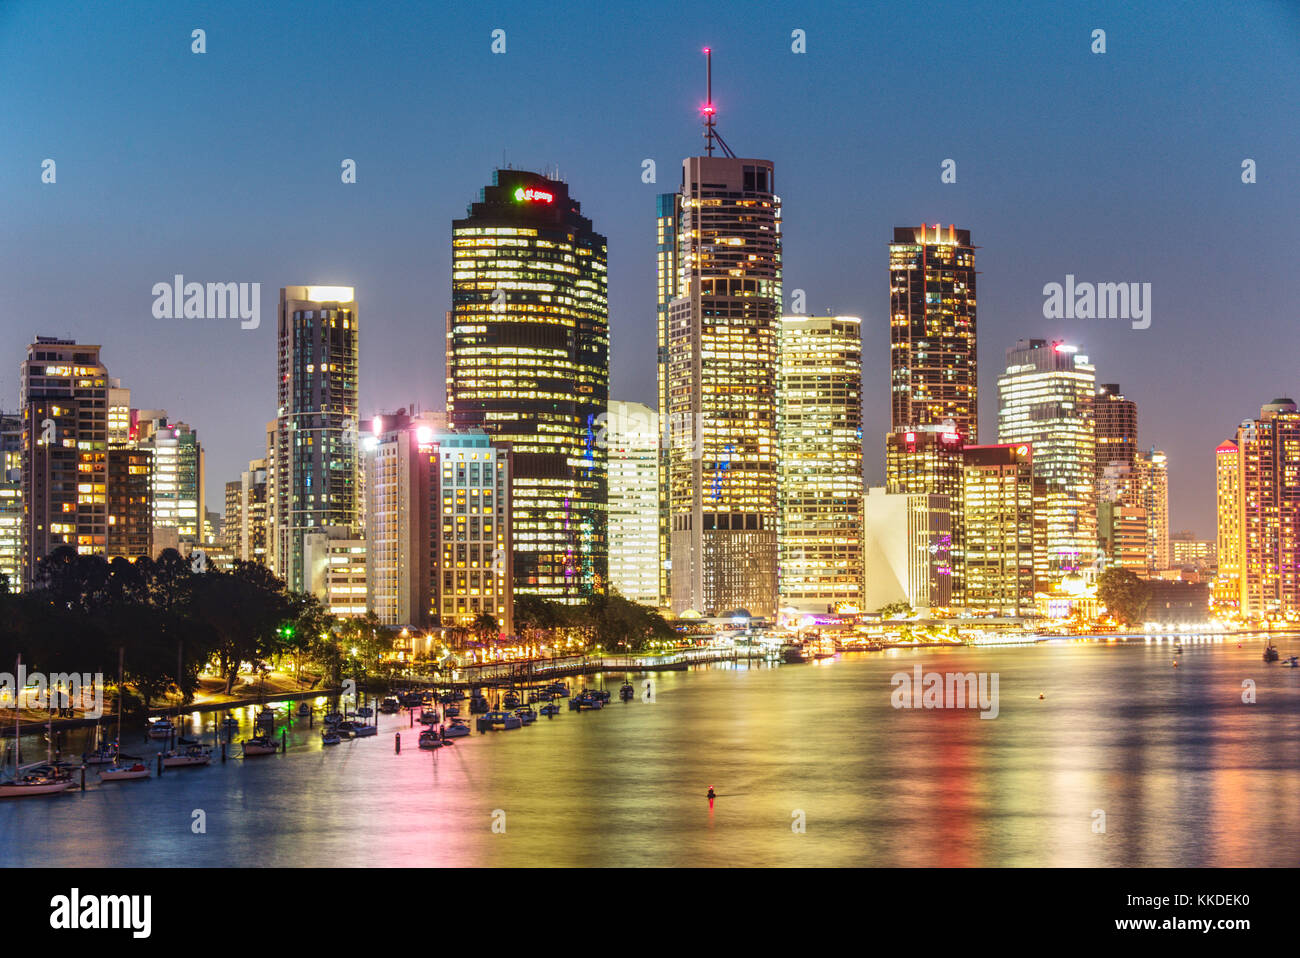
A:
[663,67,782,618]
[1227,400,1300,619]
[606,401,660,607]
[1135,449,1170,572]
[862,487,952,612]
[0,414,22,588]
[961,443,1043,616]
[448,170,608,603]
[997,339,1097,579]
[778,315,863,612]
[136,415,205,548]
[889,224,978,440]
[19,337,110,587]
[270,286,360,593]
[1094,383,1138,477]
[884,423,964,604]
[1213,437,1242,610]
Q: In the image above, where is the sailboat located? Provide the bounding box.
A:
[1,654,75,798]
[101,649,150,783]
[159,643,211,767]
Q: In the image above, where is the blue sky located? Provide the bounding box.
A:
[2,0,1298,535]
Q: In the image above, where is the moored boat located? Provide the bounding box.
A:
[418,728,445,749]
[146,718,175,740]
[100,761,150,782]
[476,710,522,732]
[241,735,279,757]
[514,707,537,725]
[0,765,74,798]
[420,708,441,725]
[321,730,342,746]
[161,744,212,767]
[297,701,311,717]
[442,719,471,738]
[539,703,561,717]
[1265,643,1280,662]
[620,683,635,702]
[352,724,377,738]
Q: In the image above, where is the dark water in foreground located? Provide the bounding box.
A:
[3,638,1299,867]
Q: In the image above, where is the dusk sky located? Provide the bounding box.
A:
[3,0,1298,536]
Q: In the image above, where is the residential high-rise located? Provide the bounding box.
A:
[961,443,1042,616]
[224,458,268,563]
[664,145,782,617]
[303,526,367,618]
[654,192,680,607]
[1097,500,1148,573]
[270,286,360,593]
[19,337,110,587]
[1135,449,1170,572]
[105,446,152,559]
[1213,437,1242,609]
[1094,383,1138,477]
[431,431,513,635]
[1228,400,1300,619]
[606,401,660,607]
[364,409,439,627]
[889,224,978,440]
[778,316,863,612]
[448,170,608,604]
[997,339,1097,579]
[862,487,952,612]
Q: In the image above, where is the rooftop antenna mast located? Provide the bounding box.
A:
[702,47,736,159]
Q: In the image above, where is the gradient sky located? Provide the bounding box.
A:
[3,0,1298,535]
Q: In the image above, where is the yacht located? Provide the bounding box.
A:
[420,708,441,725]
[352,724,378,738]
[146,718,176,740]
[320,729,342,746]
[619,683,635,702]
[539,703,562,717]
[476,710,522,732]
[418,728,445,749]
[514,707,537,725]
[1264,643,1280,662]
[161,744,212,767]
[242,735,279,756]
[99,761,150,783]
[297,701,311,717]
[379,696,401,714]
[442,719,471,738]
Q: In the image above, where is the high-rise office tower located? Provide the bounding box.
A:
[862,487,952,612]
[1213,437,1242,610]
[885,423,965,605]
[663,58,782,618]
[19,337,110,587]
[778,315,863,612]
[448,170,608,603]
[270,286,360,592]
[606,401,660,607]
[107,382,132,445]
[136,416,204,548]
[961,443,1043,616]
[1134,449,1169,572]
[0,414,22,588]
[997,339,1097,579]
[654,192,679,608]
[889,224,978,440]
[1097,500,1148,572]
[1227,399,1300,619]
[1094,383,1138,477]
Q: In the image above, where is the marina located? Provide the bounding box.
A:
[4,637,1300,866]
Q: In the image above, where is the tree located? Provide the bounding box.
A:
[1097,568,1151,626]
[472,612,499,645]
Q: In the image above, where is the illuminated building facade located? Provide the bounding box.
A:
[364,410,439,628]
[432,431,513,635]
[997,339,1097,580]
[1169,531,1215,570]
[1097,500,1148,573]
[889,224,978,440]
[0,415,21,588]
[885,423,964,603]
[1213,437,1242,608]
[665,154,781,618]
[1135,449,1169,572]
[19,337,110,588]
[1231,399,1300,619]
[106,446,152,559]
[1094,383,1138,477]
[863,487,951,612]
[270,286,360,593]
[304,526,367,618]
[606,401,660,607]
[962,443,1042,616]
[224,458,268,563]
[448,170,607,604]
[136,416,204,547]
[654,192,679,607]
[778,315,863,612]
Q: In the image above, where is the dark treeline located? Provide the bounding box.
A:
[0,546,342,709]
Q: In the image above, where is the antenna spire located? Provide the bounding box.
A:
[701,47,735,159]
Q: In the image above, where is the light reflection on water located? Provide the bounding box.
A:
[3,639,1299,867]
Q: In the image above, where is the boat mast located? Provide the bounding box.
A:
[116,647,124,764]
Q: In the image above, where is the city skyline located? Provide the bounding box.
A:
[4,1,1300,539]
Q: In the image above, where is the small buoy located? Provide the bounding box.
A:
[1173,661,1179,667]
[707,786,716,800]
[1038,693,1045,700]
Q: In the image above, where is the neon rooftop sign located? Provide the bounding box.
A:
[514,186,554,204]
